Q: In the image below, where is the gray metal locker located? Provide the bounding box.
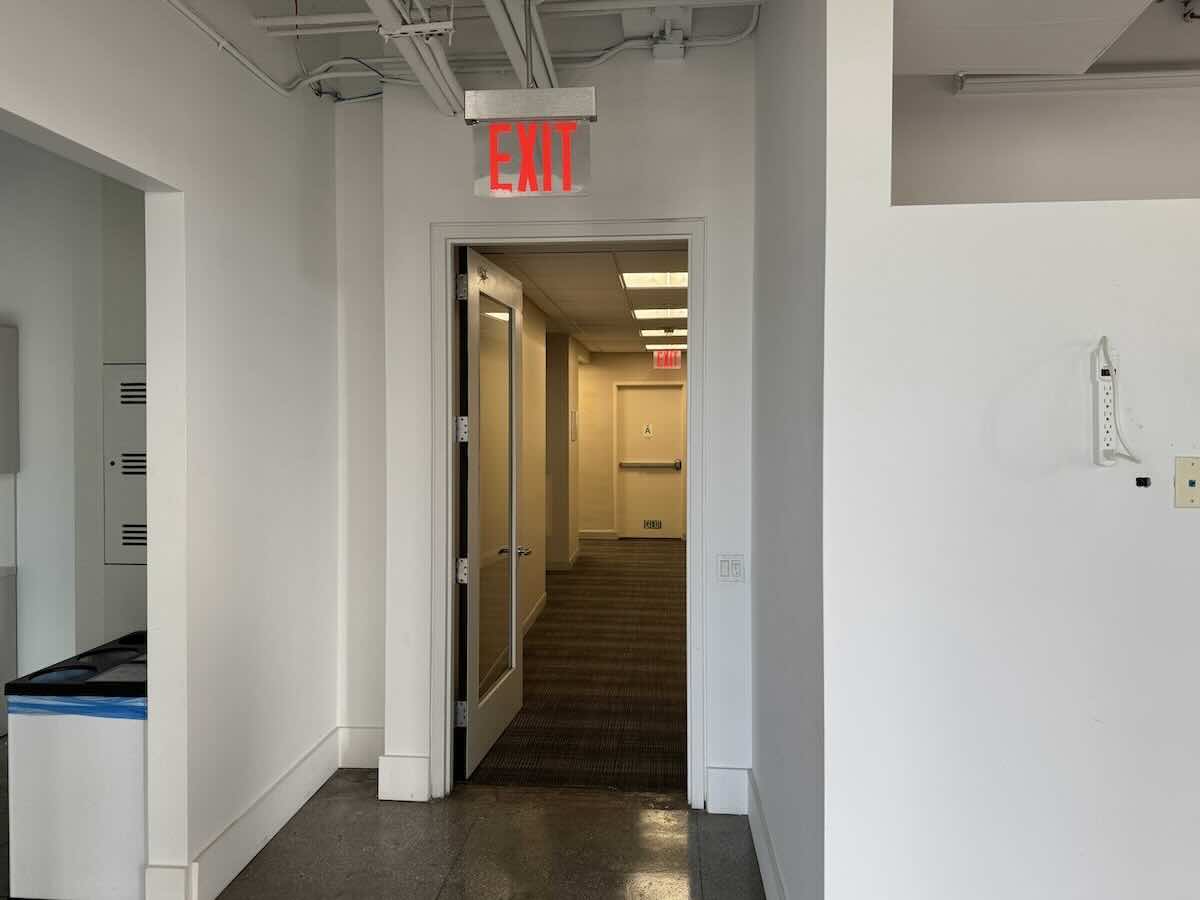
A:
[103,365,146,565]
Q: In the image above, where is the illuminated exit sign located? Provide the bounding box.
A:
[653,349,683,370]
[465,88,596,199]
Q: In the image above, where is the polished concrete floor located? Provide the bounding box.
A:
[219,769,765,899]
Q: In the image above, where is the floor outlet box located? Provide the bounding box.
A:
[1176,457,1200,508]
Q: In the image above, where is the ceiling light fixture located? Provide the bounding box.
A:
[645,343,687,351]
[640,328,687,337]
[632,308,688,320]
[621,272,688,290]
[483,311,510,322]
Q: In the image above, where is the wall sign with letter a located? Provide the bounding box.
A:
[472,119,591,198]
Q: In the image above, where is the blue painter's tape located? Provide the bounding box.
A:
[8,695,147,720]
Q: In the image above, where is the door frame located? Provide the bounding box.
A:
[612,382,687,539]
[429,218,707,808]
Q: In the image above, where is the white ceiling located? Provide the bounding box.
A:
[894,0,1155,75]
[1092,1,1200,68]
[483,243,688,353]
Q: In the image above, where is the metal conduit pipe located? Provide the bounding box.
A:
[163,0,291,96]
[413,34,465,113]
[425,37,468,106]
[281,1,759,100]
[254,0,765,29]
[253,12,380,26]
[266,25,382,37]
[362,0,456,115]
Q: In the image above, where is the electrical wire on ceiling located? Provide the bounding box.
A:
[164,0,760,105]
[323,5,761,90]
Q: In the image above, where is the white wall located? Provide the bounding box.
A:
[750,0,826,897]
[376,48,756,805]
[0,129,101,673]
[335,101,387,768]
[894,75,1200,205]
[0,132,146,671]
[825,2,1200,899]
[0,4,337,897]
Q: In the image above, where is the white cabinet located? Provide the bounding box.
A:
[103,365,147,565]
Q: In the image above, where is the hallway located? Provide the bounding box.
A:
[473,538,687,793]
[218,770,764,899]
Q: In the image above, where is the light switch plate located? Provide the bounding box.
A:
[717,554,745,583]
[1176,457,1200,508]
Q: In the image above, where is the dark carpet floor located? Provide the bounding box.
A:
[471,538,686,793]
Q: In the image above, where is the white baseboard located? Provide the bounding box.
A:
[338,725,384,768]
[377,753,431,801]
[192,728,339,900]
[144,863,196,900]
[748,770,786,900]
[523,592,547,635]
[706,766,749,815]
[579,529,618,540]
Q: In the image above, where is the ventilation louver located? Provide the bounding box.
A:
[121,524,148,548]
[119,380,146,405]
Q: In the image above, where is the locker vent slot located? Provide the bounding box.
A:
[120,452,147,475]
[121,524,148,548]
[119,381,147,405]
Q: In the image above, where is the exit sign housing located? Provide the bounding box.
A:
[465,88,596,199]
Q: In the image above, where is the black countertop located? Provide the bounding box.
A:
[5,631,147,698]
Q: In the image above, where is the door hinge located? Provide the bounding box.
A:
[455,700,468,727]
[456,415,469,443]
[455,273,468,302]
[456,558,469,584]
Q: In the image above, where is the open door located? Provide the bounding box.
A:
[456,248,526,779]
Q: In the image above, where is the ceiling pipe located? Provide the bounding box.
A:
[957,67,1200,94]
[362,0,458,114]
[254,0,763,30]
[266,25,381,37]
[252,12,380,27]
[479,0,557,87]
[336,6,759,75]
[163,0,291,96]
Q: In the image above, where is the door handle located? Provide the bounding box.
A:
[619,459,683,471]
[499,546,534,557]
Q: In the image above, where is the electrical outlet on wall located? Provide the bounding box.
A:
[1176,457,1200,508]
[717,554,745,583]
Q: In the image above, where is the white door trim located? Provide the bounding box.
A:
[426,218,707,809]
[612,382,686,539]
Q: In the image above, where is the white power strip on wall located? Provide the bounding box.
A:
[1093,350,1118,467]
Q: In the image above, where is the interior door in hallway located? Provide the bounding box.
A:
[459,249,525,778]
[615,383,686,539]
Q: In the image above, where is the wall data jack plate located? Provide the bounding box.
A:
[1176,458,1200,508]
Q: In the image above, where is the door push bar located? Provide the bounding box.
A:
[619,459,683,471]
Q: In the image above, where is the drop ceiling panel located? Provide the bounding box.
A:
[481,241,687,355]
[894,0,1153,75]
[614,250,689,272]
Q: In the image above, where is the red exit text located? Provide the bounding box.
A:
[488,121,579,194]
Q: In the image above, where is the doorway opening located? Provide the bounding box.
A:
[437,228,701,801]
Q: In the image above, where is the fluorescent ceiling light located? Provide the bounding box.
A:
[621,272,688,290]
[646,343,687,351]
[640,328,687,338]
[632,308,688,320]
[483,311,510,322]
